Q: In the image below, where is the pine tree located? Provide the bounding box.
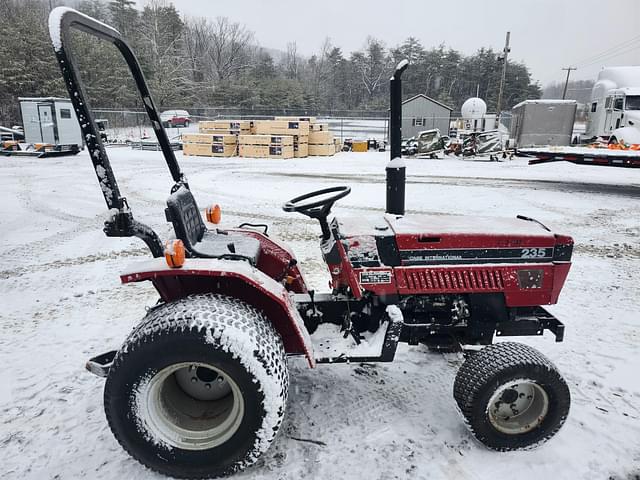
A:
[0,0,65,125]
[108,0,138,39]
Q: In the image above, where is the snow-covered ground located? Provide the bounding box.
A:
[1,149,639,479]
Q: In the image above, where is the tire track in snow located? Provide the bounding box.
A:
[574,243,640,260]
[0,247,151,280]
[0,283,157,480]
[261,172,640,198]
[252,353,470,480]
[8,176,105,260]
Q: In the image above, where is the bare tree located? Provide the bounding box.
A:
[306,37,333,102]
[182,16,254,87]
[206,17,254,82]
[352,37,391,97]
[138,1,191,106]
[182,17,210,84]
[285,41,299,79]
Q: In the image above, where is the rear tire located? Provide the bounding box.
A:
[104,294,288,479]
[453,342,570,451]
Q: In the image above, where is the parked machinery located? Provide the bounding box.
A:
[50,8,574,479]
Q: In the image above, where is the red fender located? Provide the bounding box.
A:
[120,258,315,367]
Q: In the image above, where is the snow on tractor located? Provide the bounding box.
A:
[50,8,574,479]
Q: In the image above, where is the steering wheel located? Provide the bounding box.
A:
[282,186,351,239]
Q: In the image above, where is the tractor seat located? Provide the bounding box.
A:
[165,186,261,266]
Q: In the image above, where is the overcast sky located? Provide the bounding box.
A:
[149,0,640,86]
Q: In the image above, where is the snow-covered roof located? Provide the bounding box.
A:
[596,66,640,88]
[18,97,71,103]
[619,87,640,95]
[402,94,453,111]
[512,99,577,109]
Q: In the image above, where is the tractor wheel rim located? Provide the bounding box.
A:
[141,362,244,450]
[487,378,549,435]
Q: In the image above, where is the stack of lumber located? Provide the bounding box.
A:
[238,135,294,159]
[182,133,237,157]
[188,116,342,158]
[253,119,311,158]
[198,120,254,135]
[274,116,316,123]
[307,122,336,156]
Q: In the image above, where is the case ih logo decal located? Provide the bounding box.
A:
[359,270,392,284]
[401,247,554,265]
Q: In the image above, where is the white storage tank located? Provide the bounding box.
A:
[461,97,487,119]
[459,97,493,132]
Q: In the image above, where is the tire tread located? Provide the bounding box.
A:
[104,294,288,479]
[453,342,569,451]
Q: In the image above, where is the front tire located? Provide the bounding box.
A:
[453,342,570,451]
[104,294,289,479]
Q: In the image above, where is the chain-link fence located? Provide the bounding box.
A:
[93,108,392,142]
[92,107,512,143]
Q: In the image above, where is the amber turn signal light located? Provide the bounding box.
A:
[206,204,221,224]
[165,239,185,268]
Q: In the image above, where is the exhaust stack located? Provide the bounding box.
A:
[386,59,409,216]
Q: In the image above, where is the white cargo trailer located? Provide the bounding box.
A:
[510,100,577,147]
[18,97,83,146]
[583,67,640,144]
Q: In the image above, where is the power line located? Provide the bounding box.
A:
[577,45,640,68]
[577,44,640,69]
[574,39,640,66]
[573,34,640,67]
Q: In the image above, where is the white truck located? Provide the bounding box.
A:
[584,66,640,144]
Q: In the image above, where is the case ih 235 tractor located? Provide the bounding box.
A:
[50,8,574,479]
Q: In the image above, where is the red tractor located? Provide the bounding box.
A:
[50,8,573,479]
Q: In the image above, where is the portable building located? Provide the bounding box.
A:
[19,97,83,146]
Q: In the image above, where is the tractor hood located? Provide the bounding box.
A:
[337,213,572,269]
[378,213,567,266]
[385,213,557,252]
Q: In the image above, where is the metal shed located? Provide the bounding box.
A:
[19,97,83,146]
[401,94,452,139]
[510,99,577,148]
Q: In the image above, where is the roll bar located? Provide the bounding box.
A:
[48,7,186,257]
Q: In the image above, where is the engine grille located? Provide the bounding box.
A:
[400,268,505,292]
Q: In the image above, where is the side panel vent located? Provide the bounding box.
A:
[401,268,505,293]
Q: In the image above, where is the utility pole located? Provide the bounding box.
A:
[495,31,511,128]
[561,67,577,99]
